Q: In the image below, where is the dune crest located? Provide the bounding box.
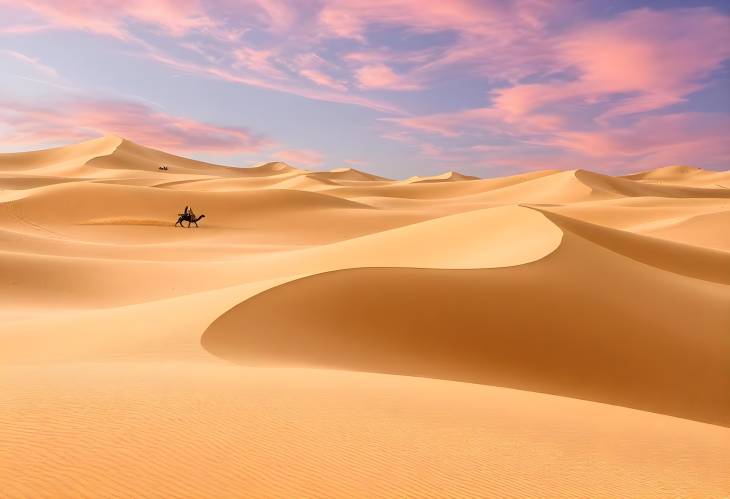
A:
[201,212,730,426]
[307,167,391,182]
[406,171,479,183]
[623,165,730,188]
[0,135,122,175]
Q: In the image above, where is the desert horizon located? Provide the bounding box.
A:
[1,134,729,497]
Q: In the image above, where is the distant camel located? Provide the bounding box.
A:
[175,213,206,227]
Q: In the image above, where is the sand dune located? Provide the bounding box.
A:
[308,167,391,182]
[0,135,122,173]
[0,173,83,190]
[460,169,730,204]
[1,180,371,227]
[576,169,730,198]
[280,205,563,270]
[538,208,730,283]
[245,160,303,176]
[640,209,730,251]
[202,215,730,426]
[2,136,729,497]
[624,165,730,188]
[406,170,479,183]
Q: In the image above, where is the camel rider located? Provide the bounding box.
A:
[188,206,196,220]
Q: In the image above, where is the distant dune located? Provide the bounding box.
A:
[623,164,730,188]
[1,136,729,497]
[406,170,479,183]
[307,167,392,182]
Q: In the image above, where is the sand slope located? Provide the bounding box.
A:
[202,218,730,426]
[3,364,728,498]
[1,136,729,497]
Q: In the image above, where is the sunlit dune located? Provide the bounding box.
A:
[2,136,729,497]
[309,167,392,182]
[623,164,730,188]
[405,170,479,183]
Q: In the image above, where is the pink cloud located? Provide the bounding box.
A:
[1,0,215,38]
[318,0,508,40]
[559,7,730,120]
[382,116,456,137]
[389,108,729,172]
[272,148,324,167]
[418,143,445,158]
[429,113,729,172]
[355,64,421,91]
[325,0,570,84]
[0,23,50,35]
[383,6,730,171]
[299,69,347,92]
[383,108,497,137]
[344,51,391,65]
[2,0,534,112]
[143,49,404,114]
[549,113,730,160]
[378,130,417,144]
[232,47,286,79]
[490,8,730,120]
[223,0,300,33]
[0,98,267,154]
[317,0,574,89]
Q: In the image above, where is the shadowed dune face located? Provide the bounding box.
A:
[2,136,730,496]
[202,225,730,426]
[537,209,730,283]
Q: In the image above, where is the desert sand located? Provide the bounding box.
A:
[1,135,729,497]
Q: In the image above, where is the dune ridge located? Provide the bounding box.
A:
[406,171,479,183]
[201,210,730,426]
[306,167,392,183]
[623,165,730,188]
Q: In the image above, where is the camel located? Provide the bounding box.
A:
[175,213,206,227]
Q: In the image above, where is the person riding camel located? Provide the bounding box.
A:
[176,205,205,227]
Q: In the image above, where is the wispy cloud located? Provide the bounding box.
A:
[0,98,268,153]
[0,0,216,38]
[140,48,404,114]
[355,64,422,91]
[273,148,324,167]
[2,50,59,78]
[380,5,730,171]
[299,69,347,92]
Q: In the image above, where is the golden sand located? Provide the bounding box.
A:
[2,136,729,497]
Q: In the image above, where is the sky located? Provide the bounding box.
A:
[1,0,729,178]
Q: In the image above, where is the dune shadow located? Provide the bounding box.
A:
[201,227,730,427]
